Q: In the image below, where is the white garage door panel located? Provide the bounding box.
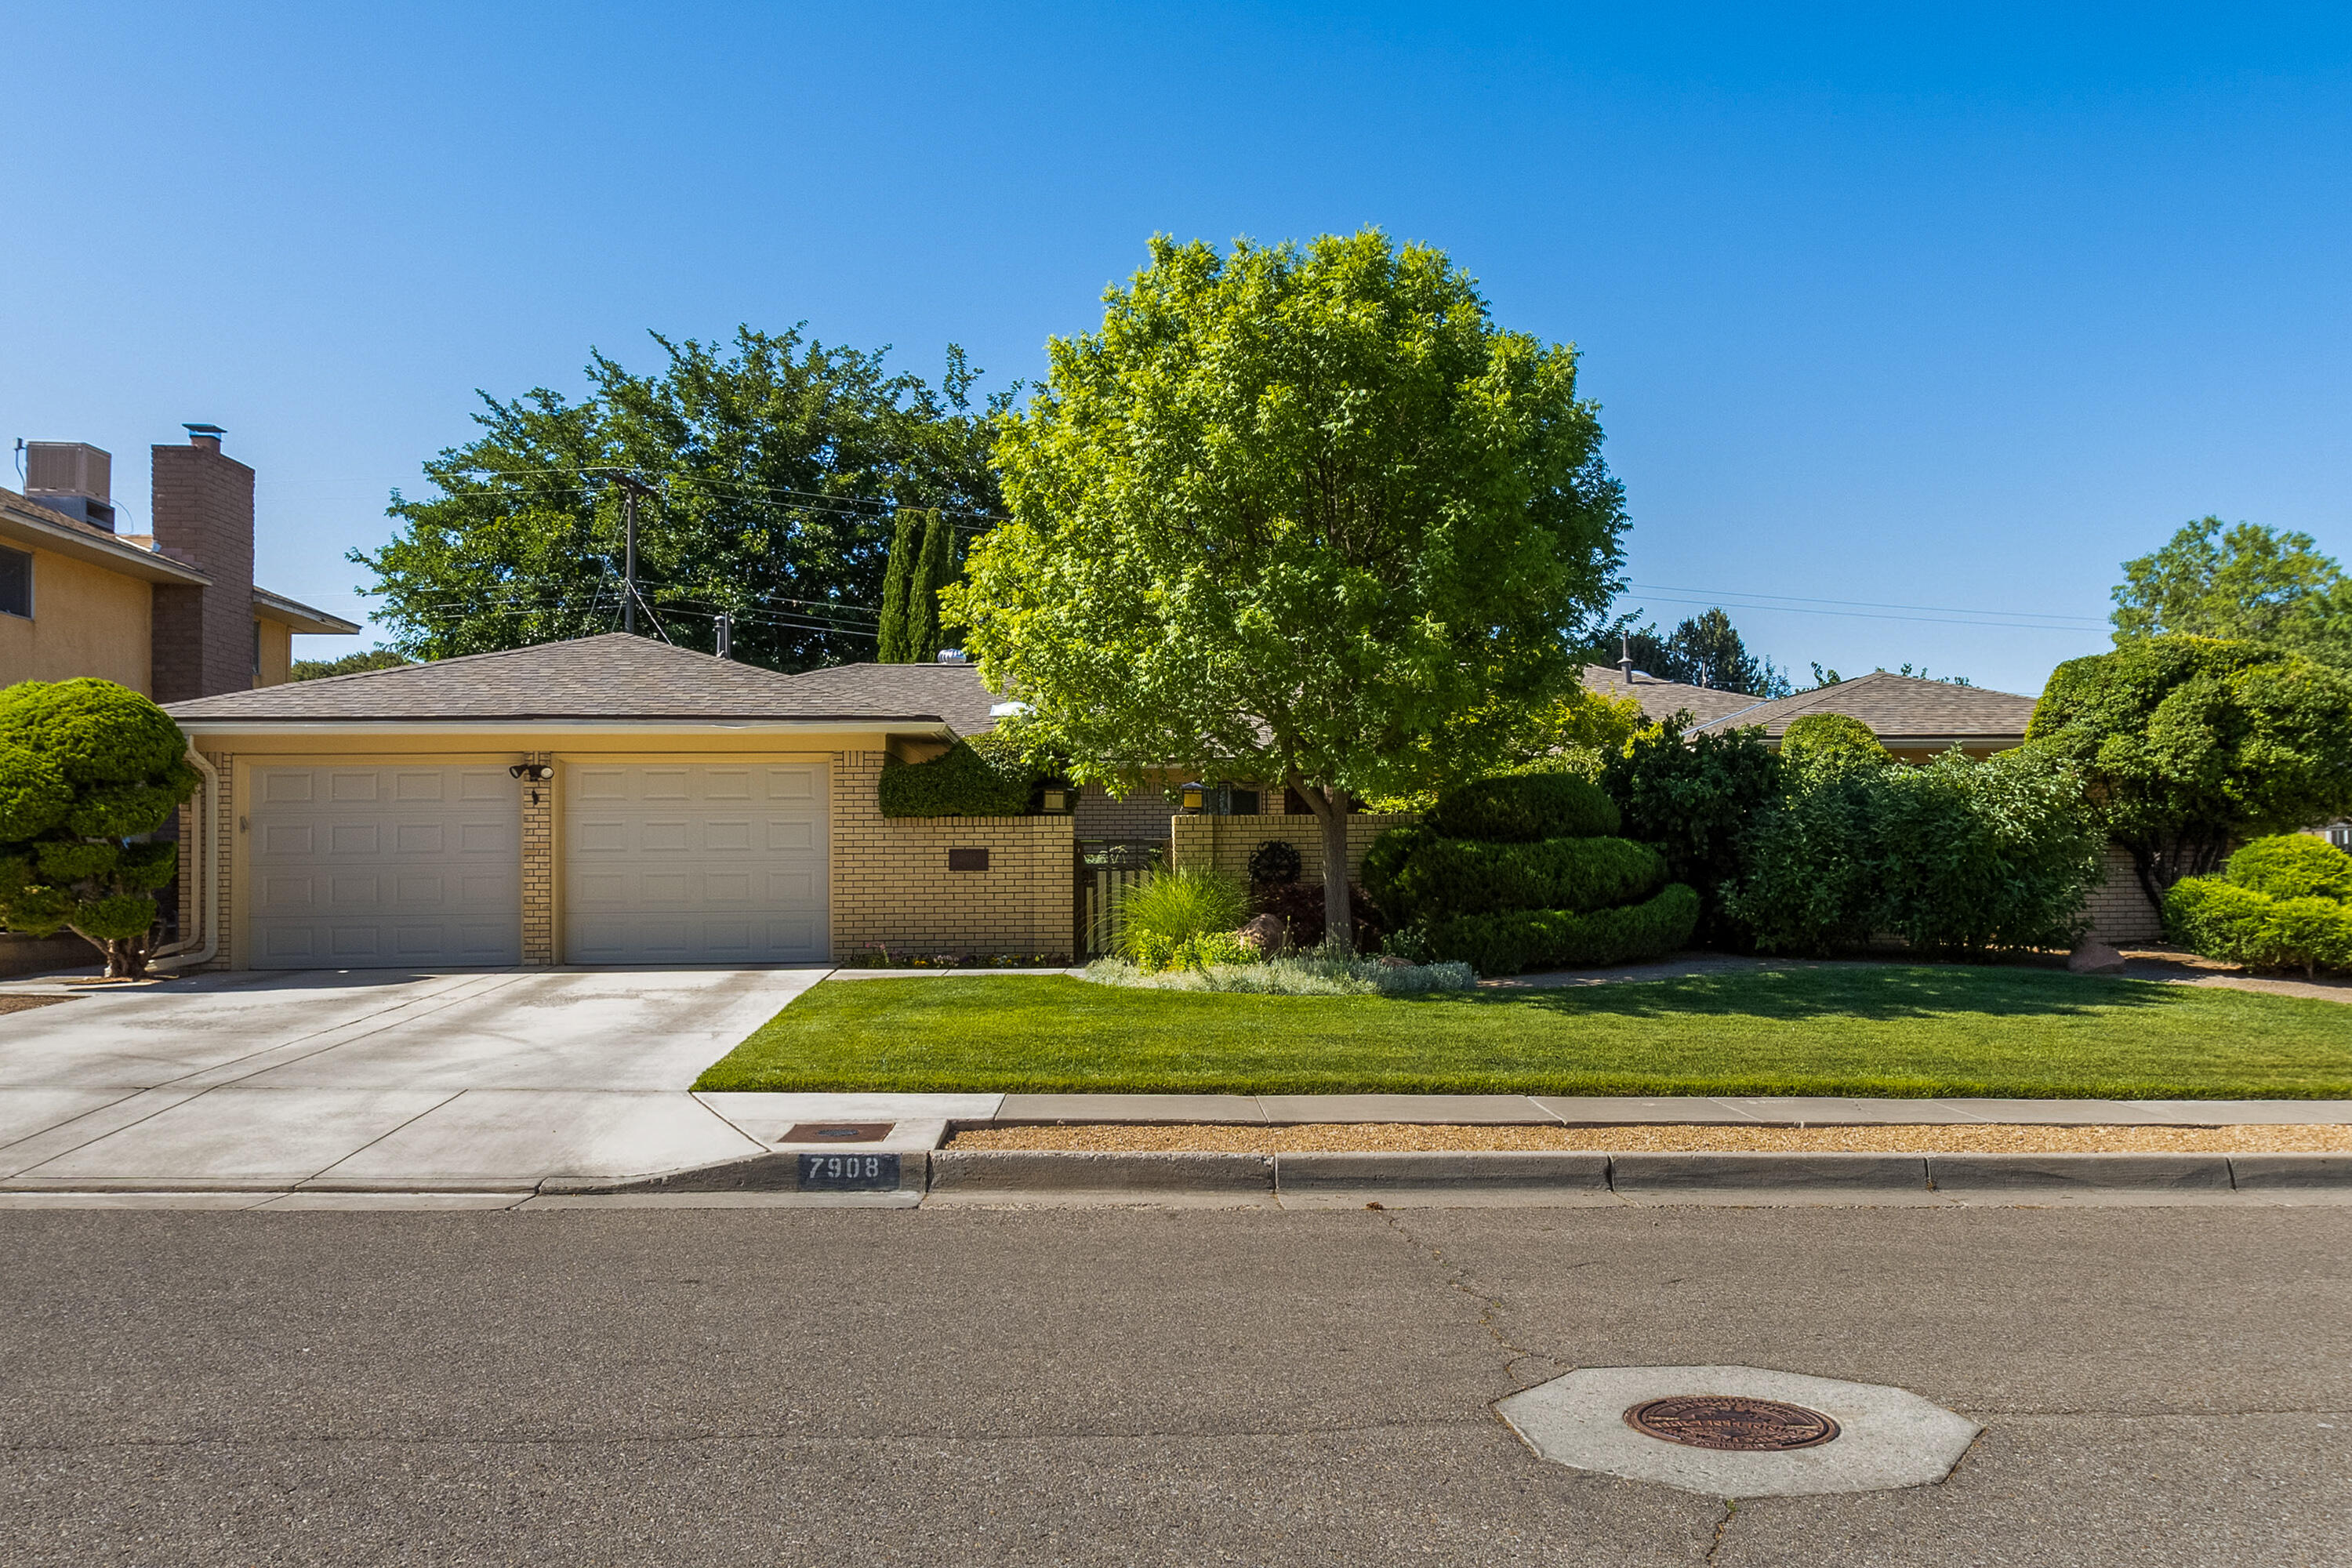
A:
[248,765,523,969]
[564,764,827,964]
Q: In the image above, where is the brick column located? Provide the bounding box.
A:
[521,752,555,965]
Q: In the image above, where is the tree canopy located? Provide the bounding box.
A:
[292,648,411,681]
[949,230,1628,949]
[2111,517,2352,668]
[0,680,199,978]
[2025,634,2352,906]
[1624,609,1792,696]
[354,327,1009,672]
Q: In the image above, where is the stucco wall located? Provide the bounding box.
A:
[830,750,1076,961]
[254,616,294,687]
[1168,811,1417,885]
[0,546,153,693]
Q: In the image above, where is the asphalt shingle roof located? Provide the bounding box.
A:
[1687,670,2039,743]
[164,633,1000,729]
[1579,664,1769,725]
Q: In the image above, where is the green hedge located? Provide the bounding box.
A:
[1421,772,1619,843]
[877,739,1035,818]
[1374,833,1665,924]
[1421,883,1699,977]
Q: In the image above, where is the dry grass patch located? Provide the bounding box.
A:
[947,1121,2352,1155]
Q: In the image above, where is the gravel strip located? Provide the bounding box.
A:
[948,1122,2352,1154]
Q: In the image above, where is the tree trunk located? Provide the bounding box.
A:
[1314,785,1354,956]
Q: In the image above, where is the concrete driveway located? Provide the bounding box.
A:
[0,967,832,1193]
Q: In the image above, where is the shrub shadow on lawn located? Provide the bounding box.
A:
[1408,964,2182,1023]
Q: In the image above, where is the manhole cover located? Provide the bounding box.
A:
[1624,1396,1841,1451]
[782,1122,895,1143]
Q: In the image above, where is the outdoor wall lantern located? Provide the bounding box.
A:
[1178,781,1206,814]
[1036,786,1073,814]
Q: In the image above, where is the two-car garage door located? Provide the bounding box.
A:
[245,760,829,968]
[564,764,829,964]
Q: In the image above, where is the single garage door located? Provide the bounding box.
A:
[248,764,523,967]
[564,763,828,964]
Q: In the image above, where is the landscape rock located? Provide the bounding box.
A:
[2067,940,2128,975]
[1235,914,1290,956]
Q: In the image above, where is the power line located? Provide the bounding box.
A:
[1625,585,2108,634]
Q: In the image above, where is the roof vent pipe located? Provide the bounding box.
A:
[717,612,732,661]
[1618,633,1634,686]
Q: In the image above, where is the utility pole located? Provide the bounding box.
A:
[608,474,659,636]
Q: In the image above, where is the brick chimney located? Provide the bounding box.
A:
[149,424,255,702]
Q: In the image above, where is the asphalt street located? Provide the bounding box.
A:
[2,1203,2347,1566]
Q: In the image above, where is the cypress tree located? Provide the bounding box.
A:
[877,509,920,662]
[909,509,954,661]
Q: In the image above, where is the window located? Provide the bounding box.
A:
[0,546,28,619]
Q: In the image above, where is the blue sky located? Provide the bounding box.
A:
[5,3,2347,695]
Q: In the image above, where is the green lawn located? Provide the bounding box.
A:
[694,967,2352,1100]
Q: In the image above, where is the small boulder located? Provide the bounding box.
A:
[2067,940,2127,975]
[1236,914,1290,956]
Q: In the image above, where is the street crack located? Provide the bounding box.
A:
[1374,1210,1566,1391]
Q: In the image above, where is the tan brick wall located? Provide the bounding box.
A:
[829,750,1076,961]
[1168,812,1417,885]
[520,751,554,965]
[2083,844,2164,946]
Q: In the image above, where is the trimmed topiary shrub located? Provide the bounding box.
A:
[1368,771,1694,976]
[2225,834,2352,902]
[1421,772,1619,843]
[1377,834,1664,924]
[877,738,1036,817]
[2166,835,2352,975]
[0,678,199,978]
[1779,713,1893,774]
[1421,884,1700,977]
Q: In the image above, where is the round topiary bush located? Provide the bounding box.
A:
[2225,833,2352,902]
[2168,833,2352,975]
[0,679,200,978]
[1779,713,1892,774]
[1365,772,1695,977]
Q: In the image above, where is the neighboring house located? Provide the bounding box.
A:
[5,430,358,699]
[1687,671,2038,760]
[1580,662,1773,727]
[163,634,1073,970]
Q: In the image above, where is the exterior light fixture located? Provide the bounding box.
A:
[508,763,554,782]
[1037,786,1072,814]
[1178,781,1205,814]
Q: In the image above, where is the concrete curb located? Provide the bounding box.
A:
[2226,1152,2352,1189]
[1610,1152,1929,1192]
[1926,1152,2233,1192]
[1275,1151,1610,1193]
[927,1150,1273,1198]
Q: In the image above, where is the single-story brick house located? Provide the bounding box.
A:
[1583,662,2039,760]
[163,634,1076,970]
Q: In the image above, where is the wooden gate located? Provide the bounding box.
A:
[1076,839,1166,959]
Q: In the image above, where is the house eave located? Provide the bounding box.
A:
[169,716,962,738]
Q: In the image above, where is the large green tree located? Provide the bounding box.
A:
[0,681,199,979]
[355,328,1009,671]
[2026,635,2352,910]
[947,230,1628,950]
[1623,608,1792,696]
[2112,517,2352,667]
